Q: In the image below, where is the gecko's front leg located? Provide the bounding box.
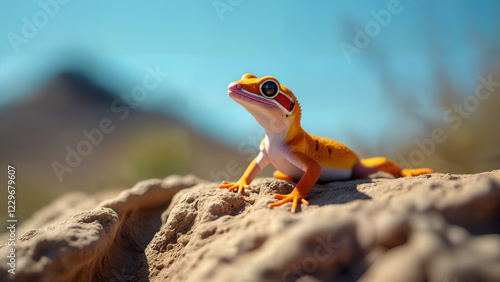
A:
[268,151,322,212]
[219,150,270,194]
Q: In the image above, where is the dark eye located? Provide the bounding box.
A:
[260,80,278,98]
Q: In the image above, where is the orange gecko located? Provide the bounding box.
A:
[219,73,433,212]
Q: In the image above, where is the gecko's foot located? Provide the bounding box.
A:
[268,191,309,213]
[218,181,250,194]
[401,168,434,177]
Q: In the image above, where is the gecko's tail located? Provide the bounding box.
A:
[353,157,434,178]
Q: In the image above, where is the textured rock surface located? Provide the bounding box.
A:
[0,175,203,282]
[1,171,500,281]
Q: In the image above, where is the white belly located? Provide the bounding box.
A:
[265,135,352,182]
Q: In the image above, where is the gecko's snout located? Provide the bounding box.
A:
[227,82,241,90]
[228,82,242,92]
[227,82,243,92]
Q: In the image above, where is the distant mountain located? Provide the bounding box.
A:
[0,70,267,219]
[20,71,118,110]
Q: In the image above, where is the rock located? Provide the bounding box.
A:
[0,175,203,282]
[1,171,500,281]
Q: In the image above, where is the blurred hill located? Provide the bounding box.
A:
[0,71,269,221]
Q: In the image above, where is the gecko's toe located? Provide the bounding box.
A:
[273,194,287,200]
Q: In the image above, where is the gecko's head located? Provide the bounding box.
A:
[228,73,301,133]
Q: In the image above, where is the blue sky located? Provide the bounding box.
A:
[1,0,499,151]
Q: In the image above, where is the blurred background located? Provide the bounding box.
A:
[1,0,499,222]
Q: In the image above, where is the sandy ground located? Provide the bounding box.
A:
[1,171,500,281]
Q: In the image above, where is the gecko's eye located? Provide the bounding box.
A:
[260,80,278,98]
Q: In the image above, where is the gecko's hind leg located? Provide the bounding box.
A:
[353,157,433,178]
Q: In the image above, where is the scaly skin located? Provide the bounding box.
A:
[219,73,434,212]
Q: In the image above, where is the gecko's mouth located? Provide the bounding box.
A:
[228,88,277,107]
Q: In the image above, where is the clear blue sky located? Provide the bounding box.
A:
[1,0,499,151]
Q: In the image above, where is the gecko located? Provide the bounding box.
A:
[219,73,434,212]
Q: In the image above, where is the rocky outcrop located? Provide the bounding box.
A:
[2,171,500,281]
